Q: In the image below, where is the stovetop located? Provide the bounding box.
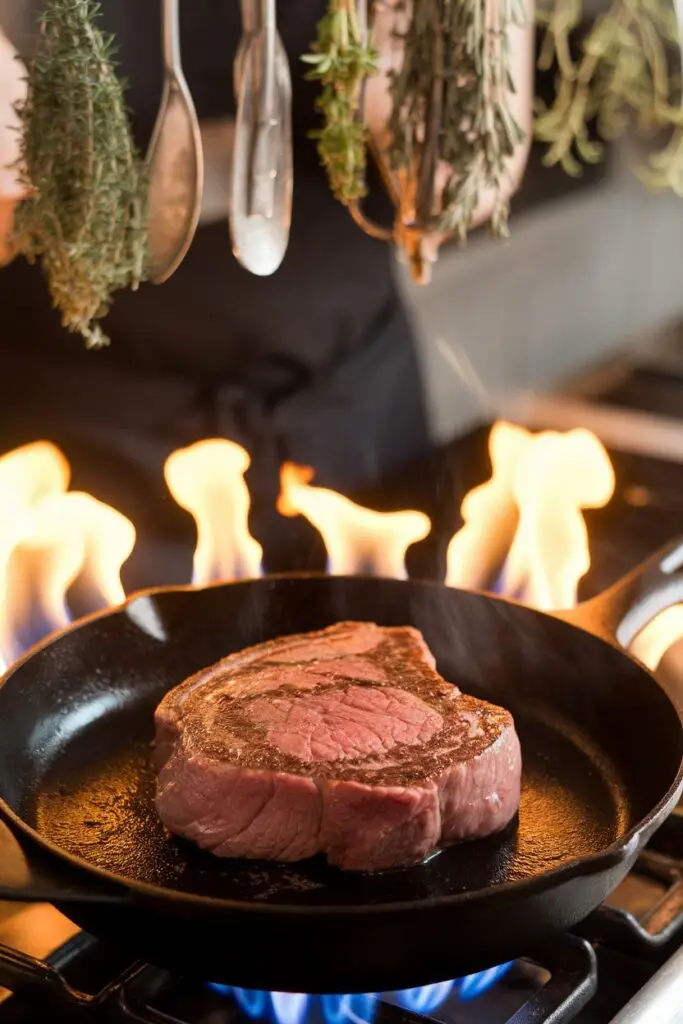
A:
[2,808,683,1023]
[3,447,683,1024]
[4,347,683,1024]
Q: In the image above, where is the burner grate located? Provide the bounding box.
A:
[0,933,597,1024]
[577,808,683,961]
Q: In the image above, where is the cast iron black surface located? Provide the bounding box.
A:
[0,558,682,992]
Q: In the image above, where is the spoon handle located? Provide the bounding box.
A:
[162,0,181,74]
[249,0,279,218]
[145,0,203,283]
[240,0,257,35]
[260,0,276,121]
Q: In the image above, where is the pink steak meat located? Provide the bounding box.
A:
[153,622,522,871]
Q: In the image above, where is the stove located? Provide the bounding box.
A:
[1,810,683,1023]
[4,365,683,1024]
[503,316,683,467]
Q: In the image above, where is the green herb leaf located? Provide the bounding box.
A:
[303,0,379,205]
[387,0,525,243]
[533,0,683,190]
[13,0,148,348]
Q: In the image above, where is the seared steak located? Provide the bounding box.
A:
[154,622,521,871]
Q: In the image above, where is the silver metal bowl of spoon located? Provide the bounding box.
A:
[146,0,204,284]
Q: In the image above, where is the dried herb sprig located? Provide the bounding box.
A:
[535,0,683,186]
[13,0,147,348]
[302,0,379,204]
[388,0,526,243]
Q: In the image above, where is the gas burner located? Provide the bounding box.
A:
[5,793,683,1024]
[0,933,596,1024]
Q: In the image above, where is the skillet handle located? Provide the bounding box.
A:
[560,536,683,649]
[0,817,123,904]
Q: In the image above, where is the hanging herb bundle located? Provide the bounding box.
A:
[304,0,525,278]
[7,0,683,321]
[388,0,526,242]
[305,0,683,278]
[535,0,683,190]
[301,0,380,204]
[13,0,147,348]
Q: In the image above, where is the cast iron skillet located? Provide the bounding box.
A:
[1,540,683,993]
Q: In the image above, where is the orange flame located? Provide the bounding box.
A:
[0,445,135,667]
[278,463,430,578]
[1,494,84,664]
[446,422,532,589]
[502,429,615,610]
[448,424,615,610]
[164,439,263,584]
[0,443,68,667]
[1,426,682,677]
[55,492,136,612]
[0,442,69,579]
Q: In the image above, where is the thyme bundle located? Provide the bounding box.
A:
[14,0,147,348]
[302,0,379,203]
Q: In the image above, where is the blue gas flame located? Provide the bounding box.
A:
[458,965,513,1001]
[395,981,457,1014]
[321,994,379,1024]
[209,963,513,1024]
[235,990,270,1019]
[271,993,310,1024]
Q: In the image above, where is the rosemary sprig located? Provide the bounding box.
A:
[302,0,379,204]
[13,0,147,348]
[534,0,683,185]
[387,0,525,243]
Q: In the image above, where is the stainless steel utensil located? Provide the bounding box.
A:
[146,0,204,284]
[230,0,292,276]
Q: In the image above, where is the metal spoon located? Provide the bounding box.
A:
[146,0,204,284]
[248,0,278,220]
[230,0,292,277]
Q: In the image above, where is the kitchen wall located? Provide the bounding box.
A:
[403,145,683,443]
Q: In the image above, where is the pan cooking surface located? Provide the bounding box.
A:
[1,576,682,991]
[26,693,627,906]
[2,575,679,913]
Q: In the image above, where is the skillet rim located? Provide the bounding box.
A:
[1,572,682,916]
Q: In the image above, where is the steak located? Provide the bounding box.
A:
[154,622,521,871]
